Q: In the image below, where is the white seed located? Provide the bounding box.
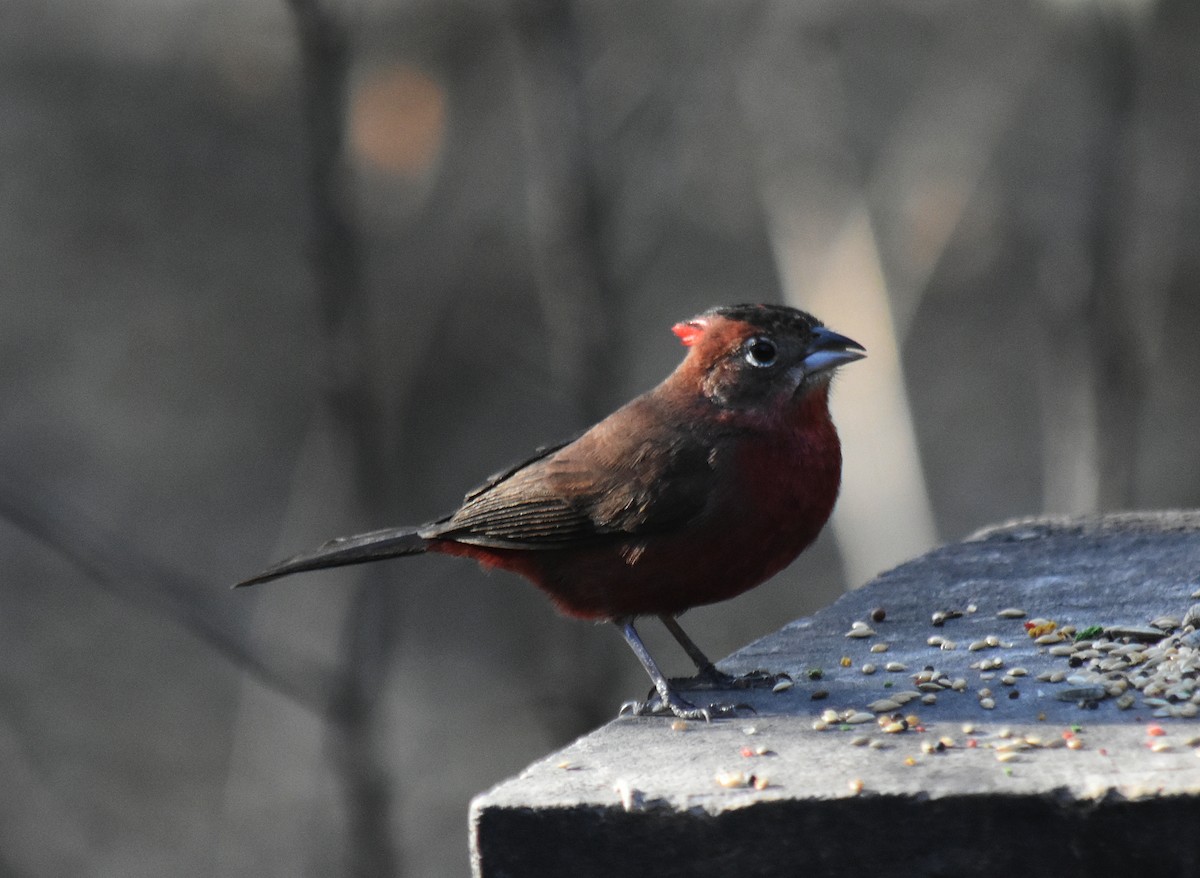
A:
[922,693,938,705]
[812,720,830,731]
[845,627,874,639]
[997,608,1027,619]
[980,697,996,710]
[885,661,907,672]
[1008,667,1028,677]
[1049,645,1075,657]
[952,678,968,691]
[985,635,1000,647]
[940,641,958,651]
[869,643,889,654]
[772,679,794,692]
[1150,741,1172,753]
[715,770,748,788]
[821,709,840,723]
[927,635,945,647]
[868,698,902,713]
[968,640,988,652]
[995,750,1018,762]
[861,663,877,675]
[851,620,871,629]
[850,735,871,747]
[844,711,876,724]
[868,739,889,750]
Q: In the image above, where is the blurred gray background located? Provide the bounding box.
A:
[4,0,1200,875]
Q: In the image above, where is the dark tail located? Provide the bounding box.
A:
[234,526,428,588]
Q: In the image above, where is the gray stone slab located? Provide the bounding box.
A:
[471,512,1200,877]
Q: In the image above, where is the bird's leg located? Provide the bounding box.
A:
[657,614,729,684]
[615,620,738,721]
[658,614,783,690]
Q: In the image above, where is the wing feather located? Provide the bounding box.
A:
[422,425,716,550]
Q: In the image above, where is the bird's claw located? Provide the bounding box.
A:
[620,690,753,721]
[685,665,783,691]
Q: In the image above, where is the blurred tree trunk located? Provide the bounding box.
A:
[288,1,402,874]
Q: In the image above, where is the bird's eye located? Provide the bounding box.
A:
[744,337,777,368]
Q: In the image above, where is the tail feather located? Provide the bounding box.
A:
[235,526,428,587]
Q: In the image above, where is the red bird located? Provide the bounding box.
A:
[238,304,864,719]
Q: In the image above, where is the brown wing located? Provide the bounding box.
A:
[421,425,715,550]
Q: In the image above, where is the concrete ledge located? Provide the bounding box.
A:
[471,512,1200,877]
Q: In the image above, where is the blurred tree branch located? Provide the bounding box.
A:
[0,485,335,715]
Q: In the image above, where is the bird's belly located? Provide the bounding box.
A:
[441,426,842,620]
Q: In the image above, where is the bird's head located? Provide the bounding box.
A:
[670,303,865,411]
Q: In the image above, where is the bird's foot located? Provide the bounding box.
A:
[687,664,784,691]
[620,689,754,722]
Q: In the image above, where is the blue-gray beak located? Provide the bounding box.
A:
[801,326,866,374]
